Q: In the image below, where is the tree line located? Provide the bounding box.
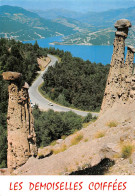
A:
[0,38,47,168]
[0,39,109,168]
[42,48,110,111]
[33,105,94,148]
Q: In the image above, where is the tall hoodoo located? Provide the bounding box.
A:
[3,72,37,170]
[100,19,134,113]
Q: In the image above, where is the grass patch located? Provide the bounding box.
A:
[50,141,57,146]
[95,131,105,138]
[121,144,134,159]
[84,138,89,142]
[129,158,133,164]
[53,144,67,154]
[61,135,67,140]
[70,133,83,146]
[83,122,92,128]
[113,153,120,159]
[107,121,118,128]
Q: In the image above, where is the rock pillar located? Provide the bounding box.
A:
[125,46,135,76]
[2,72,38,170]
[100,19,132,113]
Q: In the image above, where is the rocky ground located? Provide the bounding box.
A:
[1,19,135,176]
[13,101,135,175]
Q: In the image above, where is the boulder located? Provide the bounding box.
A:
[22,82,29,89]
[100,143,120,159]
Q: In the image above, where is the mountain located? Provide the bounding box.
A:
[52,17,96,33]
[76,7,135,28]
[1,5,135,45]
[0,5,39,18]
[32,8,84,20]
[55,26,135,46]
[0,5,78,41]
[34,7,135,28]
[32,7,135,46]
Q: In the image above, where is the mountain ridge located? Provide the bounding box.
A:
[0,5,77,41]
[33,6,135,27]
[0,5,135,45]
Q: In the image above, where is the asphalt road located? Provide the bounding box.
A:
[29,54,99,117]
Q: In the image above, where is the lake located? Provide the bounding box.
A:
[23,36,128,65]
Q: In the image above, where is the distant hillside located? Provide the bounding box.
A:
[33,7,135,46]
[55,27,135,46]
[0,5,77,41]
[32,8,83,20]
[1,5,135,45]
[34,7,135,27]
[0,5,39,18]
[76,7,135,27]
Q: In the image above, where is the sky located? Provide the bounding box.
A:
[0,0,135,12]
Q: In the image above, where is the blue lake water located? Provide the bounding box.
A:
[23,36,130,65]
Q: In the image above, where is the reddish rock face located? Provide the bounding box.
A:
[100,19,135,114]
[3,72,37,171]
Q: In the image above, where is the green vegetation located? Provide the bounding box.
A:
[32,105,93,147]
[84,138,89,142]
[53,144,67,154]
[42,49,109,111]
[83,113,92,123]
[0,38,47,84]
[107,121,118,128]
[1,5,135,45]
[0,38,47,168]
[95,131,105,139]
[0,38,107,168]
[0,5,77,41]
[70,133,83,146]
[121,144,134,159]
[57,31,115,46]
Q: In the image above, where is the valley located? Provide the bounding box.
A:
[1,5,135,46]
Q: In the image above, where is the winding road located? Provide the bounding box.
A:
[29,54,99,117]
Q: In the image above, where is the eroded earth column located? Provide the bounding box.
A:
[101,19,132,113]
[3,72,37,171]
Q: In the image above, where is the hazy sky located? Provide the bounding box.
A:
[1,0,135,12]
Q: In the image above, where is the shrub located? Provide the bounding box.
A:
[84,138,89,142]
[61,135,67,140]
[33,107,83,147]
[71,133,83,146]
[42,50,109,112]
[92,116,98,120]
[121,144,134,159]
[53,144,67,154]
[95,131,105,138]
[83,113,92,123]
[107,121,118,128]
[50,141,57,146]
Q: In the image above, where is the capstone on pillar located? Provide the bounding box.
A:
[100,19,134,114]
[2,72,38,171]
